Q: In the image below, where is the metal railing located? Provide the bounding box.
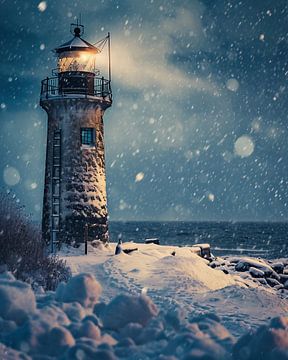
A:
[40,75,112,100]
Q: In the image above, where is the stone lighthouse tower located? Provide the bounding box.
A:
[40,23,112,251]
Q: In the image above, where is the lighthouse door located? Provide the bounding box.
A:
[51,129,61,252]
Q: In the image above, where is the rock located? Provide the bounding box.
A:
[249,267,265,278]
[271,262,285,274]
[101,294,158,330]
[270,270,281,281]
[234,258,273,276]
[219,266,229,274]
[0,278,36,325]
[94,302,107,317]
[274,284,284,291]
[56,273,102,308]
[284,280,288,290]
[280,275,288,284]
[257,278,268,286]
[209,261,219,269]
[266,278,282,288]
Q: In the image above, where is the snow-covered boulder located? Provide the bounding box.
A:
[163,331,228,360]
[120,322,143,343]
[234,258,273,276]
[37,326,75,357]
[61,302,86,322]
[69,320,101,340]
[101,294,158,330]
[56,273,102,308]
[0,277,36,325]
[137,318,165,345]
[39,304,71,327]
[0,343,31,360]
[0,317,17,335]
[233,316,288,360]
[65,342,117,360]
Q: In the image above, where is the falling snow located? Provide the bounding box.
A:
[3,167,21,187]
[37,1,47,12]
[234,136,255,158]
[135,172,145,183]
[0,0,287,222]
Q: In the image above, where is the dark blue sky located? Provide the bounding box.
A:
[0,0,287,221]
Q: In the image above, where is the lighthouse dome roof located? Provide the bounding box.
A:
[55,36,99,54]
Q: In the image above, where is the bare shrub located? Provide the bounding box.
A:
[0,190,71,290]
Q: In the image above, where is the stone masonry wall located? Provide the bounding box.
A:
[41,97,111,245]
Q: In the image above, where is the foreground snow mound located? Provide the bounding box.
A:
[1,272,288,359]
[56,273,102,308]
[0,272,36,325]
[101,294,158,330]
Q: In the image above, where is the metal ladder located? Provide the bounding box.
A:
[51,129,61,253]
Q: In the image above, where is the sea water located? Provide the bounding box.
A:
[109,221,288,259]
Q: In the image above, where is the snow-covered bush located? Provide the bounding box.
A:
[0,191,71,290]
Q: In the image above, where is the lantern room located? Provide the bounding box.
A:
[40,22,112,101]
[55,24,100,95]
[55,25,99,73]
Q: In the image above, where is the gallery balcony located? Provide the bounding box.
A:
[40,74,112,103]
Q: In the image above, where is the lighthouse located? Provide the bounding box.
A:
[40,22,112,251]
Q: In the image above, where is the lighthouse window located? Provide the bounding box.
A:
[81,128,95,146]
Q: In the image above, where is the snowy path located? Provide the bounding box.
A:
[63,243,288,337]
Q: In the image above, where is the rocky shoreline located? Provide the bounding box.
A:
[208,256,288,296]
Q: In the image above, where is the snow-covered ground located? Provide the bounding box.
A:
[63,242,288,338]
[0,242,288,359]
